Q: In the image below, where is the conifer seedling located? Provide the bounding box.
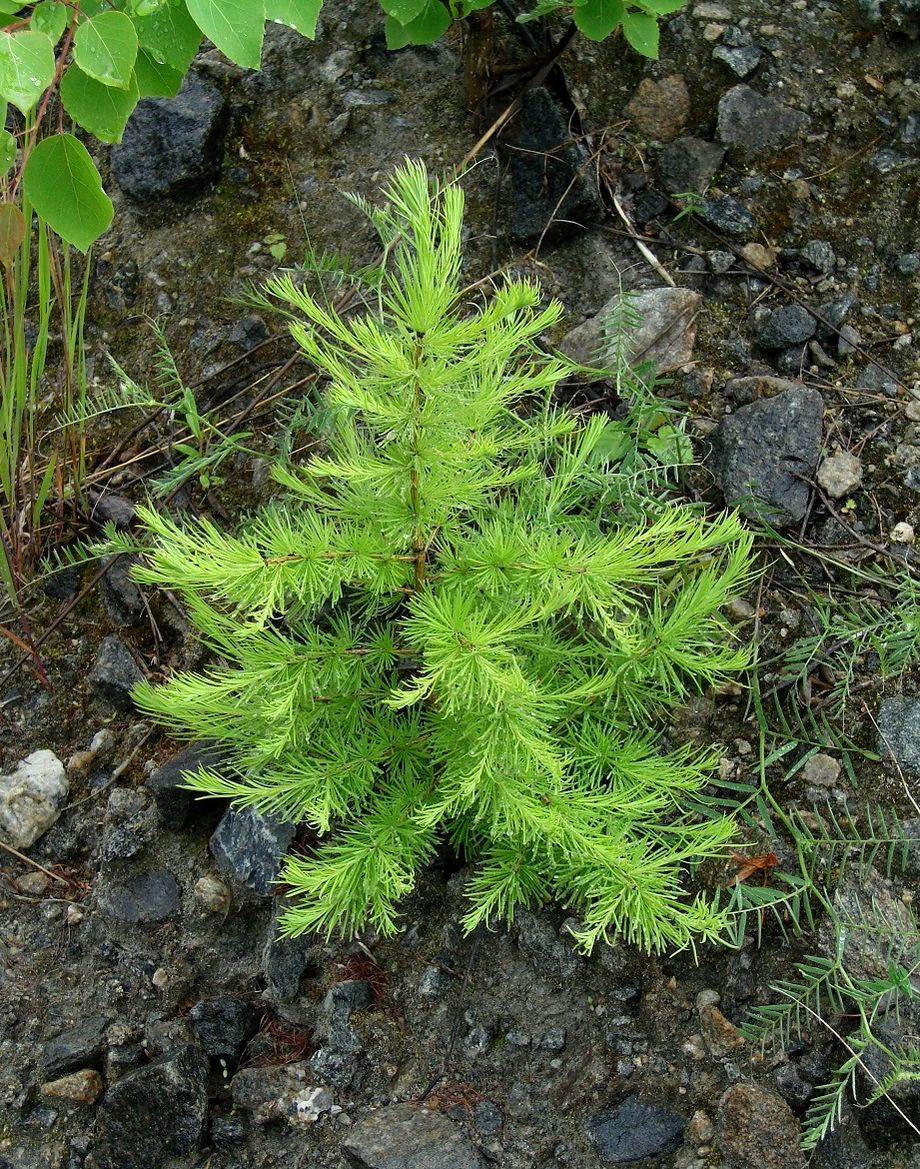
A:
[126,160,753,953]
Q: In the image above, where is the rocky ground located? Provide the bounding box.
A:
[1,0,920,1167]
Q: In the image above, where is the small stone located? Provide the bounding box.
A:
[587,1095,685,1163]
[878,698,920,774]
[42,1014,112,1079]
[41,1068,104,1105]
[210,804,296,897]
[707,249,735,273]
[710,383,824,526]
[838,324,861,356]
[800,754,841,787]
[342,1102,485,1169]
[894,253,920,276]
[625,75,690,140]
[66,904,85,926]
[88,635,144,711]
[193,874,231,914]
[699,1003,746,1059]
[717,1083,805,1168]
[657,137,726,195]
[507,88,604,244]
[696,195,757,236]
[800,240,836,273]
[97,868,181,924]
[816,451,862,499]
[189,997,260,1062]
[148,742,225,830]
[232,1063,334,1128]
[717,85,810,151]
[891,522,915,544]
[112,73,230,200]
[561,287,701,373]
[713,43,763,76]
[152,967,169,990]
[740,242,777,269]
[16,870,51,895]
[727,598,756,622]
[0,750,69,850]
[94,1046,209,1169]
[755,306,817,349]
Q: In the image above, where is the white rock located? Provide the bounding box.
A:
[816,451,862,499]
[891,521,915,544]
[561,288,702,374]
[0,750,68,849]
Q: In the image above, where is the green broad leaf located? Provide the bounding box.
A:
[573,0,625,40]
[31,1,68,45]
[0,201,24,267]
[621,8,659,56]
[130,0,169,14]
[60,63,140,143]
[384,0,450,47]
[135,0,201,72]
[73,11,138,89]
[380,0,428,22]
[452,0,493,13]
[517,0,565,23]
[22,133,114,252]
[0,30,55,115]
[0,1,23,13]
[637,0,686,13]
[0,127,15,173]
[264,0,322,38]
[133,48,184,96]
[186,0,265,69]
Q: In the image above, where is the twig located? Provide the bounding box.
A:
[0,839,70,885]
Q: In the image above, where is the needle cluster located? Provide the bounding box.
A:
[128,160,753,952]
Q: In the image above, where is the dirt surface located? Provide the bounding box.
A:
[1,1,920,1167]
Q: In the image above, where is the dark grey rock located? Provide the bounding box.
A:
[210,804,296,896]
[877,697,920,774]
[895,252,920,276]
[775,1062,813,1108]
[513,910,583,983]
[506,88,604,243]
[473,1099,503,1135]
[717,85,810,151]
[710,384,824,525]
[657,137,726,194]
[587,1095,684,1163]
[800,240,836,273]
[756,306,817,349]
[112,73,230,200]
[816,294,857,340]
[97,868,180,924]
[147,742,225,830]
[871,148,912,174]
[42,1014,111,1079]
[718,1083,805,1169]
[100,789,156,865]
[211,1111,248,1148]
[93,1046,209,1169]
[88,635,143,711]
[263,909,320,1003]
[713,43,763,77]
[342,1102,485,1169]
[189,998,260,1062]
[696,195,757,236]
[308,978,373,1090]
[231,1062,334,1127]
[99,555,145,625]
